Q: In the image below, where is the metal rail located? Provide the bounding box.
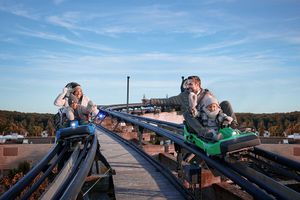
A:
[20,145,69,200]
[0,134,101,200]
[115,109,300,176]
[0,144,62,200]
[252,146,300,171]
[246,153,300,182]
[104,107,300,200]
[103,109,274,200]
[51,137,92,200]
[224,160,300,200]
[2,102,299,200]
[115,111,184,130]
[60,135,98,200]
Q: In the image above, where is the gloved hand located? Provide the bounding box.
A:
[63,87,68,94]
[188,92,198,117]
[63,87,73,96]
[204,128,217,139]
[190,107,199,117]
[87,100,97,113]
[222,116,233,127]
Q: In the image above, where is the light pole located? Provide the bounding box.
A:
[127,76,130,113]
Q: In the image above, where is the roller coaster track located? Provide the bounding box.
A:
[1,103,299,199]
[0,133,113,200]
[100,105,300,200]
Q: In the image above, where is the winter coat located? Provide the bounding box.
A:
[150,89,214,136]
[54,90,99,117]
[66,101,96,121]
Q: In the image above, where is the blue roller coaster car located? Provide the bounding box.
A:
[56,120,95,141]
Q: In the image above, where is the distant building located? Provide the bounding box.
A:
[0,133,24,144]
[287,133,300,139]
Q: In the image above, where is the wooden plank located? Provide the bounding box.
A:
[96,129,185,200]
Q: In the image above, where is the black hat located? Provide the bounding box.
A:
[65,82,81,89]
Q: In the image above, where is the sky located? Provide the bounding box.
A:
[0,0,300,114]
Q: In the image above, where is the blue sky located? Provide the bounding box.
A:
[0,0,299,114]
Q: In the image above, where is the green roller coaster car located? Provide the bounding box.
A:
[184,126,261,156]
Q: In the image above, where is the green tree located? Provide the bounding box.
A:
[46,119,55,136]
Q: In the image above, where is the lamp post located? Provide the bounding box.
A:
[127,76,130,113]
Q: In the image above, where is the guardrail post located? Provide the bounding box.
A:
[183,162,202,200]
[164,139,171,153]
[138,126,144,148]
[176,146,183,175]
[113,119,120,131]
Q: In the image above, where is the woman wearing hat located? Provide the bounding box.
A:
[53,82,98,127]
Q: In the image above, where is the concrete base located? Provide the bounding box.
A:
[0,144,53,177]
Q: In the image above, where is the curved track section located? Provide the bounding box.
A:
[0,134,110,200]
[1,103,299,200]
[101,106,300,200]
[0,144,62,200]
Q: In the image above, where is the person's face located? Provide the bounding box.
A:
[71,102,78,109]
[73,88,83,99]
[206,103,218,112]
[187,79,200,93]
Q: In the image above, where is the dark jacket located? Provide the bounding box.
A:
[150,89,212,136]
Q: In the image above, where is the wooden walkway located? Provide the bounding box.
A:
[96,129,185,200]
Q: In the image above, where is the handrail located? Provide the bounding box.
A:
[0,143,62,200]
[2,102,298,199]
[103,109,274,200]
[20,145,69,200]
[252,146,300,171]
[51,137,91,200]
[60,135,98,200]
[116,111,184,130]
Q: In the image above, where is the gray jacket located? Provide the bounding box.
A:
[150,89,213,136]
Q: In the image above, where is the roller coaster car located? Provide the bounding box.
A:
[184,126,260,156]
[56,120,95,141]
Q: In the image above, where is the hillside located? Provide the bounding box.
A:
[0,110,55,136]
[236,111,300,136]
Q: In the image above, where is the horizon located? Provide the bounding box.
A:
[0,0,300,114]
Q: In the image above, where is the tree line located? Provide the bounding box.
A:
[0,110,55,137]
[1,110,300,137]
[236,111,300,136]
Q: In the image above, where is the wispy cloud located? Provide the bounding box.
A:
[44,6,215,37]
[47,14,77,29]
[0,3,39,20]
[1,1,300,113]
[20,52,285,78]
[192,38,250,52]
[15,26,118,52]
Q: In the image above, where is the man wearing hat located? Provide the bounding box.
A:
[143,76,237,138]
